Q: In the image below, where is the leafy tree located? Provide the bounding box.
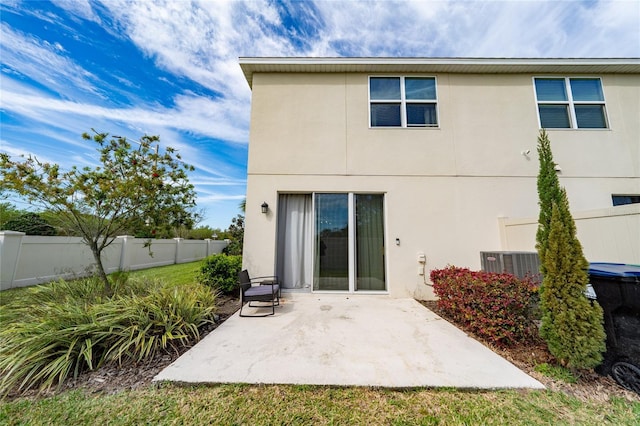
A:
[0,131,196,292]
[0,202,25,229]
[222,214,244,255]
[3,212,56,235]
[125,206,205,239]
[172,206,205,238]
[185,225,227,240]
[535,131,606,369]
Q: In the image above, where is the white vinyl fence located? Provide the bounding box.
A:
[0,232,228,290]
[498,204,640,264]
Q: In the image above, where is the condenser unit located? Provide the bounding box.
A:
[480,251,541,282]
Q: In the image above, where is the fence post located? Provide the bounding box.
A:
[0,231,25,290]
[174,237,184,264]
[117,235,133,271]
[205,239,212,257]
[497,217,509,250]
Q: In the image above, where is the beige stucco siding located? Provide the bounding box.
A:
[244,69,640,299]
[243,174,637,299]
[249,73,639,178]
[248,73,348,175]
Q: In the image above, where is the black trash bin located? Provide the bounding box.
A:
[588,262,640,394]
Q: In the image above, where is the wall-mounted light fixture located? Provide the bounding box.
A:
[261,202,269,214]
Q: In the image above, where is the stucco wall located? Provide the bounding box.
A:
[249,73,639,179]
[244,71,640,299]
[499,204,640,264]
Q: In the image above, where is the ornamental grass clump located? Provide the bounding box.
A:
[430,266,538,346]
[0,275,216,396]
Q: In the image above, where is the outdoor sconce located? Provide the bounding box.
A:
[261,202,269,214]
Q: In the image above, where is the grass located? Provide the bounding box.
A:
[1,384,638,425]
[0,261,203,304]
[534,363,578,384]
[127,261,202,286]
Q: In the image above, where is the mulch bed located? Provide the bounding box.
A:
[419,300,639,403]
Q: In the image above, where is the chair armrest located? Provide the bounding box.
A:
[253,276,279,286]
[253,275,279,282]
[238,279,278,288]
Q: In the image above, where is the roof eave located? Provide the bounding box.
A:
[239,57,640,88]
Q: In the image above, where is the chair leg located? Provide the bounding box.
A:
[239,292,246,317]
[242,298,277,317]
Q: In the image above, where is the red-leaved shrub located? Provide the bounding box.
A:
[430,266,538,347]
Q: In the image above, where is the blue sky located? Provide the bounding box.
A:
[1,0,639,229]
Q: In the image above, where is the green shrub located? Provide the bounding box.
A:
[0,275,216,396]
[199,254,243,294]
[430,266,538,346]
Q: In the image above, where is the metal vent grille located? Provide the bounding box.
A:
[481,251,541,282]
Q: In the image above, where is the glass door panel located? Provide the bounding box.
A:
[313,194,349,291]
[355,194,386,291]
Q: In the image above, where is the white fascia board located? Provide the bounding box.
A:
[238,57,640,88]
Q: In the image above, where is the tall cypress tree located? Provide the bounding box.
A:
[535,131,606,369]
[535,130,562,275]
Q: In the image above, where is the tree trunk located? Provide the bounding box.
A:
[90,243,112,295]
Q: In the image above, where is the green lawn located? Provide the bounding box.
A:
[126,261,203,286]
[1,384,638,425]
[0,261,204,303]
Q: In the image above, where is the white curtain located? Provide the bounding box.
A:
[277,194,313,289]
[355,194,386,291]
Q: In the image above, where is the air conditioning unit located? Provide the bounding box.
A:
[480,251,541,282]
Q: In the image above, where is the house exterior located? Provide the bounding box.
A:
[239,58,640,299]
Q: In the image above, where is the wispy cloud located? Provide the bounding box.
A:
[309,0,639,58]
[0,23,101,98]
[0,140,57,166]
[2,0,638,227]
[1,82,249,143]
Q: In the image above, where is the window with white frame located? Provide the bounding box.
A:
[369,76,438,127]
[534,77,608,129]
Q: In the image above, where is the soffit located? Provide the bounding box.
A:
[238,57,640,88]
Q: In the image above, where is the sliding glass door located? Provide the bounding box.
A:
[355,194,386,291]
[313,193,386,292]
[313,194,349,291]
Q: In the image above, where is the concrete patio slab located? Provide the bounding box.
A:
[154,293,544,389]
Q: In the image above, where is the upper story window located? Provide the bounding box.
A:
[612,195,640,206]
[369,76,438,127]
[534,77,608,129]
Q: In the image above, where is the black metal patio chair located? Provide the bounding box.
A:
[238,270,281,317]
